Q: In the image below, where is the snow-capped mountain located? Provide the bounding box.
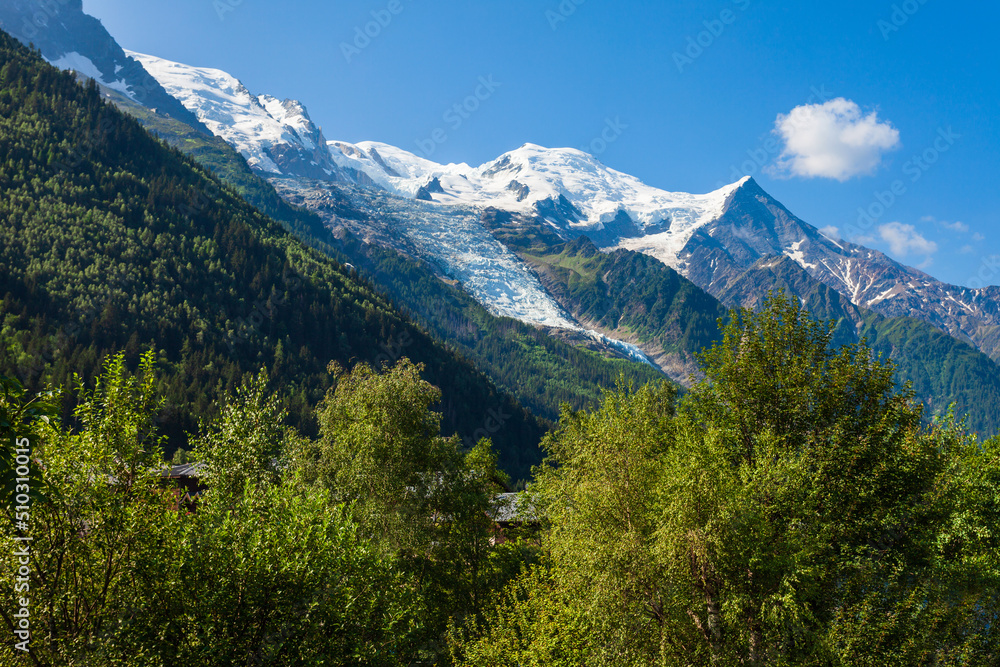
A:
[270,176,655,367]
[0,0,206,132]
[666,178,1000,359]
[128,52,346,181]
[327,140,744,250]
[323,140,1000,359]
[87,35,1000,363]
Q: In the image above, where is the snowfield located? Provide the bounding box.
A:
[128,51,336,177]
[329,140,747,240]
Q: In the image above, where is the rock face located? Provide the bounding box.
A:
[0,0,208,132]
[665,178,1000,361]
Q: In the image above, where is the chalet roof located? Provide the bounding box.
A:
[490,492,539,524]
[158,462,207,479]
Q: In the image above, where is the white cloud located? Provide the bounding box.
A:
[818,225,841,240]
[973,232,986,242]
[858,222,938,259]
[924,216,970,233]
[770,98,900,181]
[960,244,975,254]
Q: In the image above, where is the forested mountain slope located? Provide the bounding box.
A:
[0,32,549,479]
[719,255,1000,436]
[97,70,665,424]
[491,213,1000,436]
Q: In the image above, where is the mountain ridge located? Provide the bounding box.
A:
[8,1,998,435]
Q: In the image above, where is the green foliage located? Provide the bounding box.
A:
[0,353,487,665]
[450,564,595,667]
[120,482,417,666]
[456,293,1000,666]
[193,369,287,499]
[297,358,465,555]
[687,292,916,458]
[294,358,531,656]
[516,236,728,359]
[0,352,175,662]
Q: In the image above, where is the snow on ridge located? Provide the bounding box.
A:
[329,139,748,246]
[785,239,818,271]
[128,50,318,175]
[610,178,749,273]
[259,96,318,151]
[48,51,135,99]
[132,47,747,269]
[328,140,472,197]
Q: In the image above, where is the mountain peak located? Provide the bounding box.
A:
[129,51,345,180]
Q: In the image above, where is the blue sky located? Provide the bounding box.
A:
[83,0,998,287]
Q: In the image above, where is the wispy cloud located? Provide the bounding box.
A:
[770,98,900,181]
[924,215,970,233]
[818,225,841,240]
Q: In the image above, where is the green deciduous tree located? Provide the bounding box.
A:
[293,357,529,660]
[0,352,174,664]
[296,358,462,556]
[456,293,1000,666]
[192,369,287,500]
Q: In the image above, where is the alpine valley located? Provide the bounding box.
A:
[3,0,1000,444]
